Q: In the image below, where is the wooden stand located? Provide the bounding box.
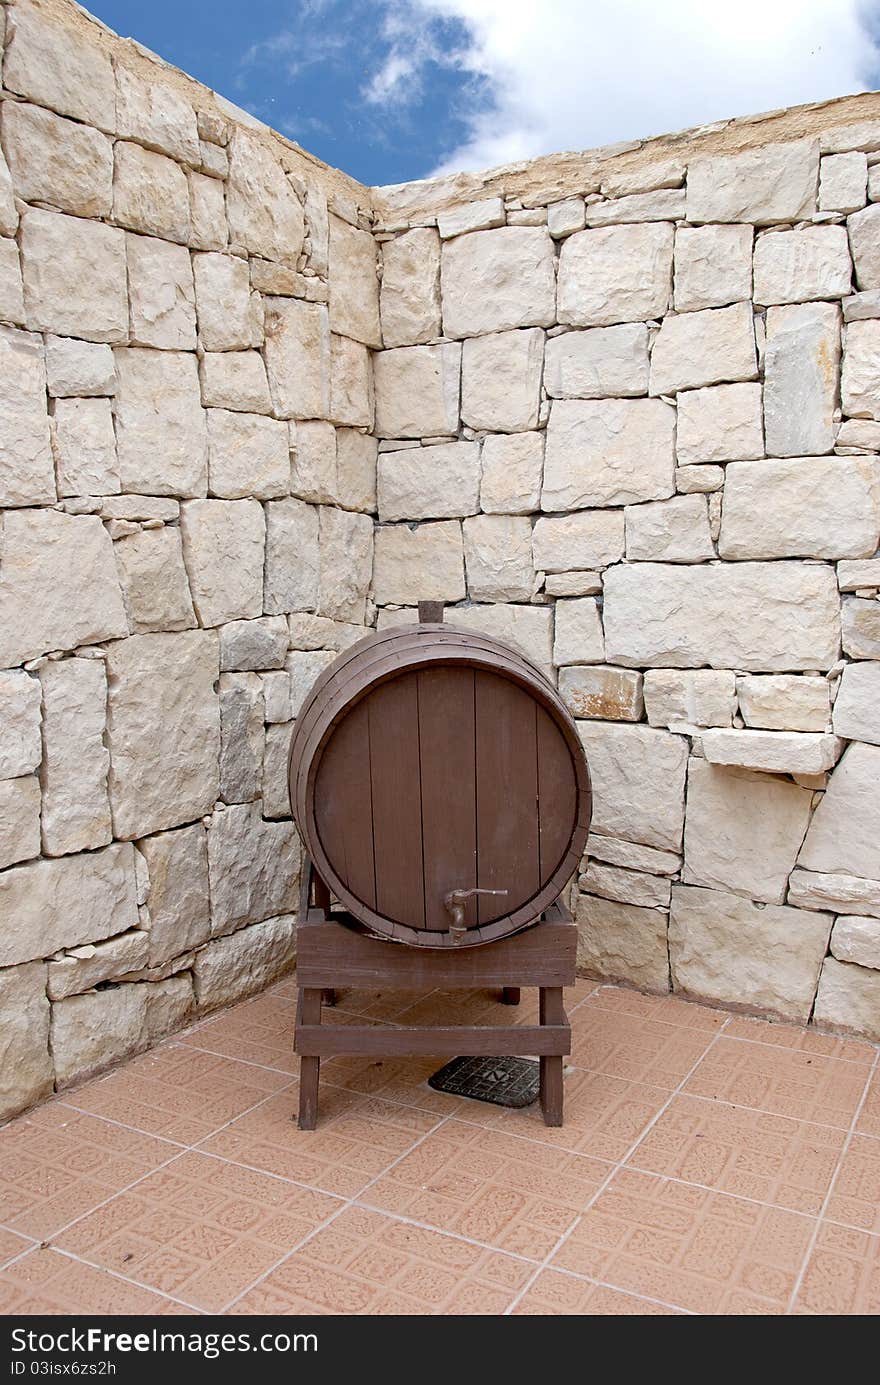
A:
[294,858,577,1130]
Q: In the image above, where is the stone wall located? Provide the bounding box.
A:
[3,0,880,1124]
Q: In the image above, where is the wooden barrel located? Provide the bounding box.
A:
[288,620,591,948]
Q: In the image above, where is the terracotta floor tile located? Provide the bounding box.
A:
[792,1221,880,1314]
[198,1086,440,1197]
[64,1045,292,1144]
[322,1053,476,1116]
[627,1095,846,1214]
[724,1016,876,1064]
[583,987,728,1032]
[393,987,541,1029]
[569,1009,718,1089]
[181,992,299,1074]
[360,1120,608,1258]
[0,1225,34,1268]
[512,1268,684,1314]
[0,1104,181,1239]
[0,1248,183,1314]
[53,1151,340,1312]
[855,1065,880,1139]
[825,1135,880,1233]
[684,1037,871,1127]
[550,1168,815,1314]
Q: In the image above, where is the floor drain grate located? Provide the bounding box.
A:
[427,1055,540,1108]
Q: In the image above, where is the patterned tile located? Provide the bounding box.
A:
[322,1053,482,1116]
[825,1135,880,1234]
[793,1221,880,1315]
[0,1104,181,1239]
[569,1009,717,1089]
[684,1037,871,1127]
[856,1065,880,1139]
[0,1226,34,1269]
[53,1151,340,1312]
[627,1095,846,1214]
[361,1120,609,1258]
[549,1168,815,1314]
[232,1206,530,1314]
[0,1248,186,1315]
[583,987,728,1032]
[724,1016,876,1064]
[181,991,299,1074]
[199,1086,440,1197]
[512,1268,684,1314]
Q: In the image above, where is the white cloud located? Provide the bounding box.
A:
[373,0,880,176]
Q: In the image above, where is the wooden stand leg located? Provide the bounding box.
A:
[297,988,322,1130]
[501,987,521,1005]
[539,987,565,1126]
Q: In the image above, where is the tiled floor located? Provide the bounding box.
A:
[1,978,878,1315]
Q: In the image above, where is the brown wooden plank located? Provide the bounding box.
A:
[417,666,478,931]
[314,699,376,911]
[295,1023,571,1058]
[474,670,540,925]
[536,706,578,880]
[367,672,426,928]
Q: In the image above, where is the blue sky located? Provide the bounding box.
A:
[88,0,880,186]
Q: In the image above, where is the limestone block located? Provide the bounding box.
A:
[21,209,127,343]
[799,741,880,880]
[753,226,852,306]
[577,721,688,851]
[0,509,127,668]
[842,318,880,419]
[0,325,53,506]
[193,252,261,352]
[0,775,40,868]
[180,499,265,627]
[544,323,649,399]
[701,728,842,775]
[52,984,148,1086]
[330,334,373,428]
[584,188,685,227]
[38,659,111,857]
[263,723,293,819]
[670,884,831,1021]
[304,180,329,275]
[603,561,841,672]
[115,348,207,496]
[532,510,624,572]
[1,101,112,217]
[813,956,880,1038]
[461,328,544,432]
[0,144,14,239]
[200,351,272,415]
[842,292,880,324]
[264,498,319,615]
[286,650,336,718]
[819,152,867,212]
[842,597,880,658]
[547,197,586,238]
[687,139,819,223]
[559,665,643,722]
[675,382,764,465]
[0,670,42,779]
[838,559,880,590]
[575,893,669,991]
[52,397,118,497]
[848,203,880,289]
[557,222,673,327]
[437,198,505,239]
[554,597,605,666]
[764,302,841,455]
[374,342,460,438]
[328,215,380,347]
[380,227,441,346]
[463,515,533,602]
[678,465,726,495]
[0,237,24,326]
[378,441,479,521]
[225,129,304,265]
[317,506,373,622]
[207,802,298,933]
[585,835,681,875]
[287,614,365,652]
[831,915,880,969]
[261,671,290,724]
[789,868,880,916]
[720,456,880,560]
[113,141,189,243]
[0,961,52,1121]
[833,662,880,745]
[219,616,288,672]
[441,226,555,337]
[45,337,115,398]
[336,429,377,513]
[643,670,737,729]
[625,494,714,563]
[3,4,115,130]
[47,930,150,1000]
[737,674,831,732]
[113,527,196,635]
[291,420,340,504]
[472,435,541,518]
[580,861,671,910]
[0,842,138,967]
[194,913,296,1010]
[207,409,289,501]
[445,603,553,674]
[673,223,753,312]
[542,398,675,510]
[649,302,757,396]
[263,298,330,420]
[219,671,264,804]
[115,65,199,164]
[106,631,220,839]
[683,759,813,904]
[138,824,211,966]
[188,170,226,253]
[146,974,194,1040]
